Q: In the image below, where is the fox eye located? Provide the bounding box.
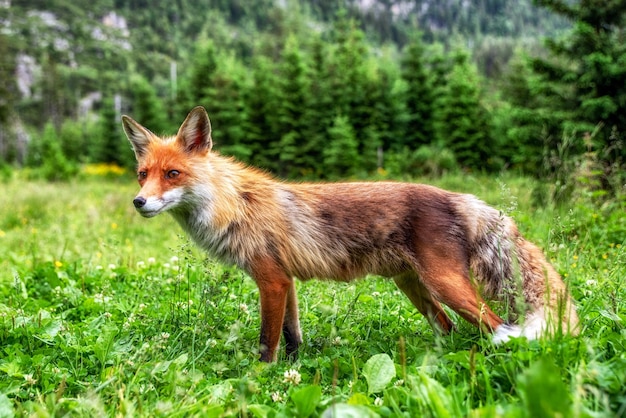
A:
[138,171,147,180]
[166,170,180,179]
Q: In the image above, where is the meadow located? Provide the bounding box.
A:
[0,169,624,417]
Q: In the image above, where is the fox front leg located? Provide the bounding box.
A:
[282,280,303,359]
[251,257,294,362]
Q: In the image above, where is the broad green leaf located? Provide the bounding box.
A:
[172,353,188,367]
[35,319,63,342]
[347,392,370,406]
[413,372,454,418]
[207,381,234,403]
[290,385,322,418]
[362,354,395,394]
[248,404,276,418]
[518,357,572,417]
[321,403,379,418]
[0,361,21,378]
[0,393,15,418]
[94,324,119,365]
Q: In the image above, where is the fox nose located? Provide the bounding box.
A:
[133,196,147,208]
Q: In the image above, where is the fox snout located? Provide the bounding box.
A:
[130,188,185,218]
[133,196,147,209]
[133,195,158,218]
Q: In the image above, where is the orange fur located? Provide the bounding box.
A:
[122,106,579,361]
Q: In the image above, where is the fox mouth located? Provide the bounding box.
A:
[136,208,162,218]
[134,189,184,217]
[135,199,180,217]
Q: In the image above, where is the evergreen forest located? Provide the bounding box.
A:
[0,0,625,189]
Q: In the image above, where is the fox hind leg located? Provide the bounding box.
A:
[411,250,505,334]
[394,271,455,333]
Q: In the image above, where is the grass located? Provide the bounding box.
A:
[0,171,624,417]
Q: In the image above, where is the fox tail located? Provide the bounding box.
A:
[492,236,580,343]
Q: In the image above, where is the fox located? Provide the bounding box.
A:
[122,106,579,362]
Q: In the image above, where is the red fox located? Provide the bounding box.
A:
[122,106,579,362]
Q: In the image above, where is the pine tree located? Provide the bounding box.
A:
[435,50,493,170]
[530,0,626,163]
[58,118,89,164]
[29,122,77,181]
[129,74,168,135]
[274,34,311,177]
[367,54,407,168]
[323,114,360,178]
[307,35,336,176]
[92,96,134,167]
[330,13,377,172]
[400,35,436,150]
[497,53,561,170]
[177,39,218,119]
[0,33,17,164]
[203,55,249,161]
[245,55,281,171]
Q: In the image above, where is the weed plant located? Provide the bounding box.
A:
[0,173,624,417]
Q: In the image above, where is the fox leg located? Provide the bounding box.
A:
[250,257,293,362]
[283,280,303,359]
[393,271,455,333]
[413,250,504,333]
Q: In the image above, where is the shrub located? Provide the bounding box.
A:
[385,144,458,178]
[26,122,79,182]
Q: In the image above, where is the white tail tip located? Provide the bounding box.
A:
[493,310,547,344]
[493,324,522,344]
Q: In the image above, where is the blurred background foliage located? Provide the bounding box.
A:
[0,0,624,195]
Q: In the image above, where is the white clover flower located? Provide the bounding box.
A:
[271,391,284,402]
[240,303,249,314]
[170,256,179,264]
[148,257,156,264]
[374,397,384,406]
[161,332,170,340]
[24,374,37,385]
[94,293,111,304]
[108,264,116,270]
[137,261,146,269]
[372,291,380,297]
[123,313,136,329]
[283,369,302,385]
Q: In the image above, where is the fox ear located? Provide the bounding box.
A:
[176,106,212,154]
[122,115,153,160]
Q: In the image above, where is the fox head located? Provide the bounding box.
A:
[122,106,213,217]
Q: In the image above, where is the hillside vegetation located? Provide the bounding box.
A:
[3,0,623,188]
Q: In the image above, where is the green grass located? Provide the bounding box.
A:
[0,173,624,417]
